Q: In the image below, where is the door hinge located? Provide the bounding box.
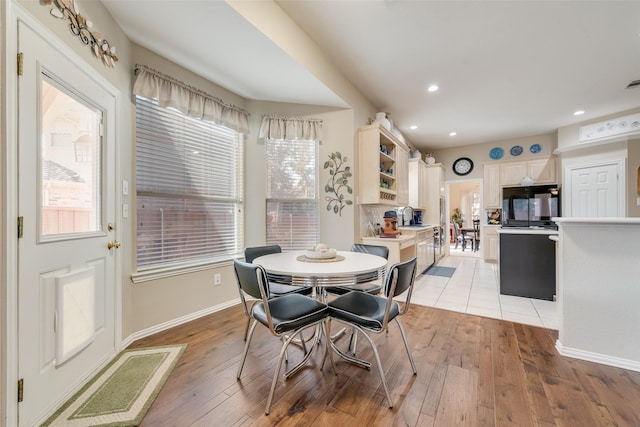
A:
[17,378,24,402]
[17,52,23,76]
[18,216,24,238]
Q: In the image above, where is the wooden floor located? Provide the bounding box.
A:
[129,303,640,426]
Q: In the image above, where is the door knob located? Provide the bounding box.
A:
[107,240,121,250]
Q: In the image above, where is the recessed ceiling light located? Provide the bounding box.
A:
[410,125,418,130]
[574,110,585,116]
[428,84,439,92]
[449,132,457,136]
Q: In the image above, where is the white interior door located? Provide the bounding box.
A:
[17,22,118,426]
[569,162,620,217]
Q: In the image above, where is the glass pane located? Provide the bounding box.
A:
[40,77,102,236]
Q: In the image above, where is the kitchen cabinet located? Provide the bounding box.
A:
[527,157,557,184]
[483,225,499,262]
[424,163,444,226]
[357,124,409,205]
[408,158,429,209]
[399,226,434,273]
[483,164,501,209]
[500,157,557,186]
[361,234,416,267]
[396,144,409,205]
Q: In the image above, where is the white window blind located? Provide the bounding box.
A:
[266,139,319,250]
[135,96,244,269]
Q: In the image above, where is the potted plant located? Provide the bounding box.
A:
[451,208,463,228]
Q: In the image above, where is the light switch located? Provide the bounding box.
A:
[637,197,640,206]
[122,179,129,196]
[122,203,129,218]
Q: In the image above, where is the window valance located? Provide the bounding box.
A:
[133,64,250,134]
[259,115,323,141]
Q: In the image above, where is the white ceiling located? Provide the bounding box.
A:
[102,0,640,150]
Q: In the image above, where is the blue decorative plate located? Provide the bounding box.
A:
[510,145,523,156]
[489,147,504,160]
[530,143,541,154]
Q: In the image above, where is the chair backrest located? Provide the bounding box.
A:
[451,221,461,239]
[351,243,389,259]
[472,218,480,237]
[245,245,282,263]
[233,259,281,334]
[233,259,270,302]
[382,257,417,320]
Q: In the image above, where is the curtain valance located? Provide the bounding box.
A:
[133,64,250,134]
[258,115,323,141]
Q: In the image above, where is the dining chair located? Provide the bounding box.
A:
[472,219,480,252]
[233,259,332,415]
[326,257,418,408]
[451,221,466,250]
[242,245,312,340]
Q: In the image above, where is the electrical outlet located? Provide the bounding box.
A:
[214,273,221,286]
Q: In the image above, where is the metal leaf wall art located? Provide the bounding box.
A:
[44,0,119,68]
[324,152,353,216]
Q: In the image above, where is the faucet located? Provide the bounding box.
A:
[401,206,414,226]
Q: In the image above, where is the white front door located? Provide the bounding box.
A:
[17,22,118,426]
[569,162,620,217]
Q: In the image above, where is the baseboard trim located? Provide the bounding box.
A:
[121,298,241,348]
[555,340,640,372]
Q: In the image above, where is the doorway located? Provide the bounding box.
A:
[447,180,482,258]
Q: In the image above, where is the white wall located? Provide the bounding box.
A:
[432,132,557,183]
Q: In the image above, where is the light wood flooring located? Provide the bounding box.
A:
[130,303,640,426]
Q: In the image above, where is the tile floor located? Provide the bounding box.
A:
[412,253,560,330]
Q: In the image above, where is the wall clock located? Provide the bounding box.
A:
[453,157,474,176]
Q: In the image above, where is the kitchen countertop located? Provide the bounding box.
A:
[397,224,438,231]
[497,227,559,235]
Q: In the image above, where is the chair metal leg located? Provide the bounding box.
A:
[351,324,393,408]
[237,319,258,378]
[266,323,320,414]
[243,317,251,341]
[395,318,417,374]
[348,327,359,355]
[320,318,337,375]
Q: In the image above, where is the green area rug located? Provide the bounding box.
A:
[42,344,187,427]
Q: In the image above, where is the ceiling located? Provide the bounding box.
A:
[102,0,640,151]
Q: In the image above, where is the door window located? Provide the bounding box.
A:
[40,75,102,239]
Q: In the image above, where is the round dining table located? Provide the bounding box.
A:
[253,250,388,371]
[252,250,388,289]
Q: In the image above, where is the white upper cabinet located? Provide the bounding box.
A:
[357,124,409,205]
[500,157,557,186]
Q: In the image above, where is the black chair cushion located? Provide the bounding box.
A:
[328,291,399,331]
[253,293,328,334]
[270,283,313,296]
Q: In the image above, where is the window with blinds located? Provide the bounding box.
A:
[135,96,244,269]
[265,139,319,250]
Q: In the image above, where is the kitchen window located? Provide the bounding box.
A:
[265,139,319,250]
[135,95,244,269]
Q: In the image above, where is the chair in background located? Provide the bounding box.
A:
[233,259,332,415]
[472,218,480,252]
[325,243,389,296]
[242,245,312,340]
[451,221,466,250]
[326,257,418,408]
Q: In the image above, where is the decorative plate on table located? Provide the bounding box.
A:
[529,143,542,154]
[489,147,504,160]
[304,248,337,259]
[510,145,523,156]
